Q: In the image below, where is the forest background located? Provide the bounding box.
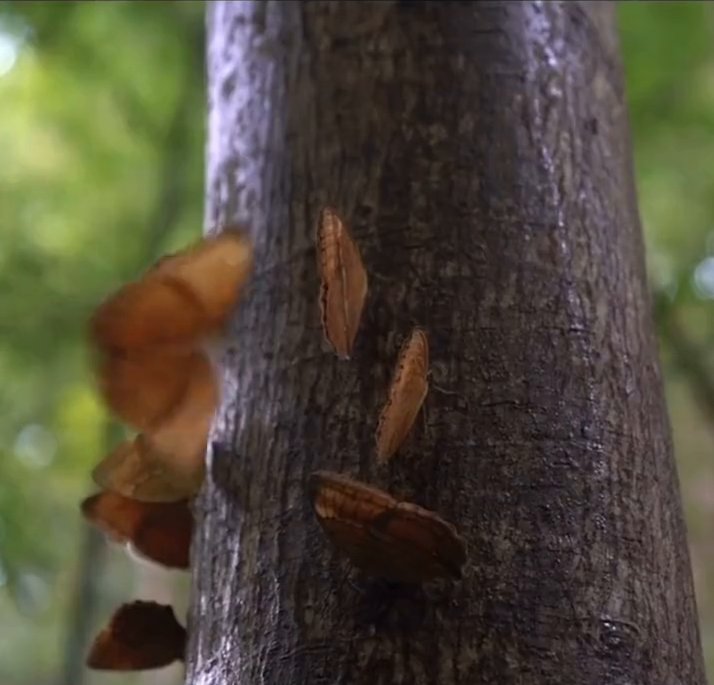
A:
[0,2,713,684]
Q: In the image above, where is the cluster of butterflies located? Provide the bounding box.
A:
[80,228,254,672]
[78,206,466,675]
[311,207,466,585]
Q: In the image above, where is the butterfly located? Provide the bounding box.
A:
[91,229,253,355]
[81,490,192,569]
[92,434,205,503]
[317,207,368,360]
[308,470,466,584]
[87,601,186,671]
[375,327,429,463]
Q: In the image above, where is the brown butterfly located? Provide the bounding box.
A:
[317,207,368,360]
[375,327,429,463]
[90,229,253,354]
[87,601,186,671]
[89,229,253,495]
[92,434,205,503]
[308,470,466,584]
[94,347,218,439]
[81,491,192,569]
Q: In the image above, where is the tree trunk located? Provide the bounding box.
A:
[187,2,706,684]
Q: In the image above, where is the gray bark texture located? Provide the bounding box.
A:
[187,2,706,684]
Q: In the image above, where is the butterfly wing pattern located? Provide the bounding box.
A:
[317,207,368,360]
[309,471,466,584]
[375,327,430,463]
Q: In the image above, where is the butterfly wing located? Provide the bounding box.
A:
[81,491,192,569]
[92,435,204,503]
[317,208,367,359]
[90,229,253,353]
[376,328,429,462]
[87,601,186,671]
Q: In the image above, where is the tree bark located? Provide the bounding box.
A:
[188,2,706,684]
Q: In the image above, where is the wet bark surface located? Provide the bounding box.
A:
[187,2,706,684]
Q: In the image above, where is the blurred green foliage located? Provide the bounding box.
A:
[0,1,713,683]
[0,2,204,684]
